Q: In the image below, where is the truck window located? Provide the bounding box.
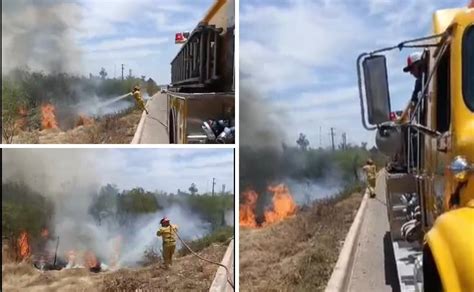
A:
[436,47,450,132]
[463,25,474,112]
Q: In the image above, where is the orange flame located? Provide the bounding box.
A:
[17,231,31,259]
[263,184,297,226]
[239,184,297,228]
[84,250,99,269]
[239,190,258,228]
[41,104,58,129]
[76,114,94,127]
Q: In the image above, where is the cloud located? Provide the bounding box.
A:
[2,148,234,195]
[240,0,458,147]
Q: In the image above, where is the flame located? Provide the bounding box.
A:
[239,190,258,228]
[84,250,99,269]
[75,114,94,127]
[41,104,58,129]
[239,184,297,228]
[17,231,31,259]
[263,184,297,226]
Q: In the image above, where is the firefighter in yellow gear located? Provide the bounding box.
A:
[132,86,149,114]
[156,217,178,269]
[362,158,377,198]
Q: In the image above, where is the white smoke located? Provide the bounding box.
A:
[2,0,83,73]
[225,209,234,227]
[2,149,215,267]
[284,179,342,206]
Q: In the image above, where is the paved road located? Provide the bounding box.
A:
[138,93,169,144]
[348,171,400,292]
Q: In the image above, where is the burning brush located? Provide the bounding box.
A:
[240,184,297,228]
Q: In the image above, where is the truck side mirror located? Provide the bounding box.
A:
[362,55,391,124]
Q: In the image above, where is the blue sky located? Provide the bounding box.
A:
[240,0,463,147]
[2,148,234,194]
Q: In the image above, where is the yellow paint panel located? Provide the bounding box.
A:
[426,206,474,291]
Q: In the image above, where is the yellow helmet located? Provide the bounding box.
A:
[133,86,140,92]
[366,158,374,165]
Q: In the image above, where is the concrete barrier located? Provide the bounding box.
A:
[209,239,234,292]
[131,97,152,144]
[325,192,369,292]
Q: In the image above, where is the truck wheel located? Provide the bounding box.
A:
[169,110,175,144]
[423,245,443,292]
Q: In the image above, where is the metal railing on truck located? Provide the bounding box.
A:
[170,23,234,92]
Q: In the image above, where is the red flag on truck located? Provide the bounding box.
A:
[175,32,189,44]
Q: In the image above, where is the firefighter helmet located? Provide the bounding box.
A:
[160,217,170,225]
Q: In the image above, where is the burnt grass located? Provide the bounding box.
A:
[239,190,363,292]
[12,107,143,144]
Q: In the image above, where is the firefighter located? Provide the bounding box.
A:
[398,52,427,170]
[156,217,178,269]
[132,86,149,114]
[362,159,377,198]
[399,51,426,122]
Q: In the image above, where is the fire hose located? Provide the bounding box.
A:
[174,230,235,290]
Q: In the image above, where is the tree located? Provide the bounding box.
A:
[99,68,108,80]
[189,183,198,195]
[296,133,309,151]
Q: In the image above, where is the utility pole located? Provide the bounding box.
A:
[129,69,132,79]
[212,178,216,196]
[121,64,124,80]
[330,127,336,151]
[319,126,322,148]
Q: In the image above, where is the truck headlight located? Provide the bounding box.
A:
[448,156,472,182]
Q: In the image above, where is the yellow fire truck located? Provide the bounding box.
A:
[357,4,474,291]
[167,0,234,144]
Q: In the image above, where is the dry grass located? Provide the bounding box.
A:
[2,242,228,292]
[10,108,142,144]
[239,192,362,292]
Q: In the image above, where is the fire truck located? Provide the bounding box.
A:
[167,0,234,144]
[357,4,473,291]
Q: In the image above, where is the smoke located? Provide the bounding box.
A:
[225,209,234,227]
[240,84,286,149]
[2,149,213,267]
[239,86,351,212]
[2,0,83,73]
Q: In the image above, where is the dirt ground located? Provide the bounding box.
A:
[2,242,228,292]
[239,192,362,292]
[9,109,142,144]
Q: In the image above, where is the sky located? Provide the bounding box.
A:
[77,0,214,84]
[2,148,235,195]
[240,0,464,148]
[1,0,214,84]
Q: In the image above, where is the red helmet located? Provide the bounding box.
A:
[160,217,170,224]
